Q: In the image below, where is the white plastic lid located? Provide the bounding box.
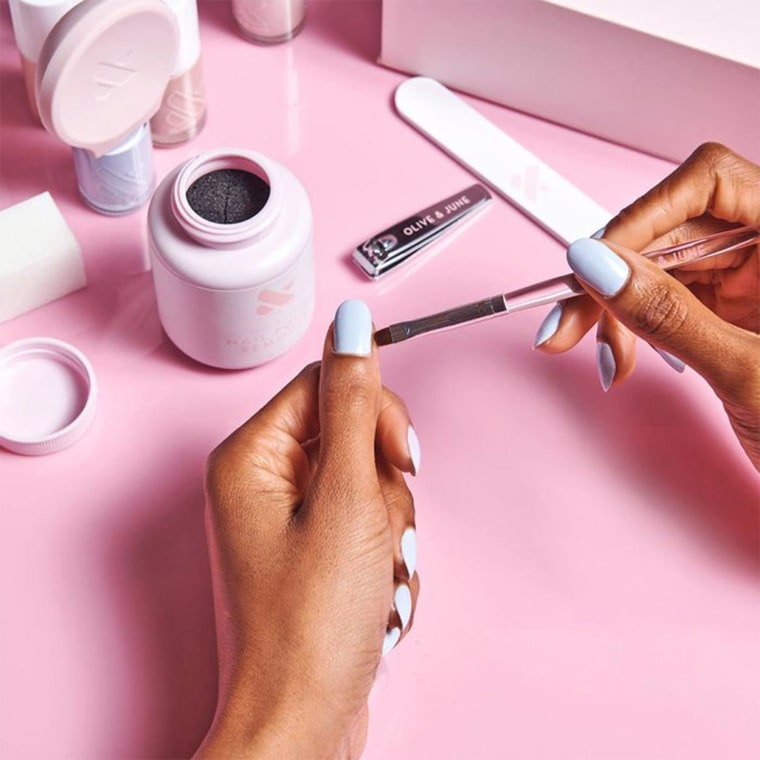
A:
[0,337,97,455]
[36,0,180,156]
[8,0,80,61]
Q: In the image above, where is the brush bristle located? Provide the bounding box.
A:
[373,327,393,346]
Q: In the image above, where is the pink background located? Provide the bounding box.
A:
[1,1,758,758]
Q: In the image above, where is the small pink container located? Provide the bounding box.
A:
[232,0,306,44]
[147,149,314,369]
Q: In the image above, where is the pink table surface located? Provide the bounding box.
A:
[1,2,758,758]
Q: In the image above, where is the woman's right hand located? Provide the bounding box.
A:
[533,143,760,470]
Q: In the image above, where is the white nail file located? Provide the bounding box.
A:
[394,77,610,245]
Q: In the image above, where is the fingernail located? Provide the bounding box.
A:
[652,345,685,373]
[533,303,563,348]
[394,583,412,630]
[401,527,417,578]
[382,627,401,656]
[567,238,630,297]
[333,299,372,356]
[407,425,421,475]
[596,341,616,392]
[590,225,607,240]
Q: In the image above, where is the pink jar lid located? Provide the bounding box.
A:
[36,0,179,156]
[0,338,97,456]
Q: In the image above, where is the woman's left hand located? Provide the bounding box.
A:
[196,300,421,760]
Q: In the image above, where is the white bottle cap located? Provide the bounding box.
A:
[161,0,201,74]
[8,0,80,61]
[0,338,97,455]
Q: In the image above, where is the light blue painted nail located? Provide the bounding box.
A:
[407,425,421,475]
[382,627,401,656]
[567,238,630,297]
[533,303,563,348]
[596,341,616,392]
[652,346,686,373]
[590,225,607,240]
[333,299,372,356]
[401,527,417,578]
[395,583,412,630]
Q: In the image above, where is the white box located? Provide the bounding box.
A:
[379,0,760,162]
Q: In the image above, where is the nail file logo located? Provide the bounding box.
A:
[510,165,551,204]
[93,51,138,101]
[256,282,295,315]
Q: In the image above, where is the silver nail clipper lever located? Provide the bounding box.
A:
[353,184,492,278]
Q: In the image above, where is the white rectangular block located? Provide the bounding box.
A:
[0,192,86,324]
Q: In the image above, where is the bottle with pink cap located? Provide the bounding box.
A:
[35,0,180,215]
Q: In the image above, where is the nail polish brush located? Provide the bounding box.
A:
[374,225,760,346]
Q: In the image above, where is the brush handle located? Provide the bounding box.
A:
[503,274,583,313]
[375,225,760,346]
[503,224,760,314]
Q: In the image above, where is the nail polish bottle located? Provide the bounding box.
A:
[150,0,207,147]
[8,0,81,121]
[35,0,179,215]
[232,0,306,44]
[70,125,156,215]
[148,149,314,369]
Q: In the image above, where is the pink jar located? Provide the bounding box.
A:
[148,149,314,369]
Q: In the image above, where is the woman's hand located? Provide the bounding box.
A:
[196,300,421,759]
[533,143,760,469]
